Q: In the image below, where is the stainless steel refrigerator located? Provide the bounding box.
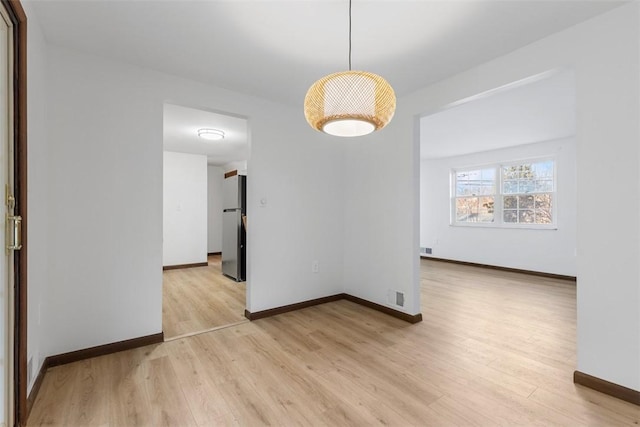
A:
[222,174,246,281]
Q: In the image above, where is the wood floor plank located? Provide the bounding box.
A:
[144,355,198,426]
[108,349,153,426]
[163,339,237,425]
[28,259,639,426]
[163,255,246,339]
[315,372,417,426]
[529,386,639,426]
[27,364,79,426]
[429,394,502,426]
[216,376,280,425]
[63,357,111,426]
[231,345,330,425]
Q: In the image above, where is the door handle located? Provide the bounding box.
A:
[6,214,22,252]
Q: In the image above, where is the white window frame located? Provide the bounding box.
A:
[451,157,557,230]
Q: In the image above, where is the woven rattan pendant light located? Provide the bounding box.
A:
[304,0,396,137]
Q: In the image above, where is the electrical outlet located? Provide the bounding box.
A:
[420,247,432,254]
[312,260,319,273]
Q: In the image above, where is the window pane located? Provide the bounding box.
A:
[535,194,553,224]
[532,160,554,178]
[519,210,535,223]
[519,180,535,193]
[502,166,519,180]
[456,170,481,182]
[478,181,495,195]
[518,164,534,179]
[455,197,477,222]
[535,211,552,224]
[456,170,476,196]
[456,169,495,196]
[535,179,553,192]
[482,169,495,181]
[503,180,518,194]
[455,171,467,181]
[455,170,475,195]
[519,195,534,209]
[504,196,517,209]
[504,210,517,223]
[456,197,494,222]
[534,194,551,208]
[463,184,481,196]
[480,169,496,195]
[479,197,494,222]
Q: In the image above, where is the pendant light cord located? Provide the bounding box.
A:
[348,0,352,71]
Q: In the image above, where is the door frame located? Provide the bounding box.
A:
[0,0,25,425]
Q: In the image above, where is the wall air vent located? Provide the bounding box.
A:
[395,291,405,307]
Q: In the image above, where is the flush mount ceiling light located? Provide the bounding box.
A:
[197,128,225,140]
[304,0,396,137]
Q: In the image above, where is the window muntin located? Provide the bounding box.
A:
[452,159,555,228]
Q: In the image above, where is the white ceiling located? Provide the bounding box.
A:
[163,104,249,166]
[30,0,624,107]
[31,1,619,165]
[420,70,576,159]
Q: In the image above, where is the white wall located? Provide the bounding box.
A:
[421,138,577,276]
[207,165,223,253]
[571,5,640,391]
[343,108,422,316]
[163,152,207,266]
[377,3,638,391]
[41,44,345,357]
[247,114,345,312]
[23,1,48,392]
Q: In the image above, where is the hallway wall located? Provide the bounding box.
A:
[163,151,208,266]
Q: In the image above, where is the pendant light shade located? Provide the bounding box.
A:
[304,70,396,137]
[303,0,396,137]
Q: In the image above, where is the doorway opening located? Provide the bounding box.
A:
[418,69,577,278]
[162,103,250,340]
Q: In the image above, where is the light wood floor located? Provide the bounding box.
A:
[163,255,247,339]
[28,260,639,426]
